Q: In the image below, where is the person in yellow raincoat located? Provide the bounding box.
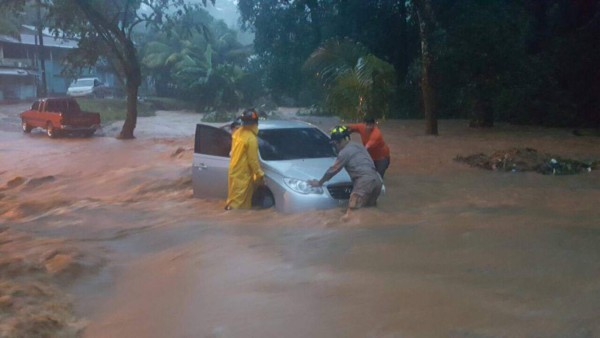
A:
[225,109,265,210]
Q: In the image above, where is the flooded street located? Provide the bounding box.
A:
[1,104,600,337]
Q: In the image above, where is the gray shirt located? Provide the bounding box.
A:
[321,142,380,184]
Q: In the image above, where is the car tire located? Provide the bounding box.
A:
[262,192,275,208]
[22,120,32,133]
[252,186,275,209]
[46,122,58,138]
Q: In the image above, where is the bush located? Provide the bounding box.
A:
[201,111,239,123]
[77,98,156,123]
[296,105,331,116]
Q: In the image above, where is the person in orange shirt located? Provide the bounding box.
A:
[347,117,390,178]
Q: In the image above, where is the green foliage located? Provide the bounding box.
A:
[77,98,156,123]
[237,0,600,128]
[433,0,530,125]
[201,110,238,123]
[0,11,21,38]
[304,38,396,121]
[296,105,329,116]
[139,7,252,113]
[142,97,195,111]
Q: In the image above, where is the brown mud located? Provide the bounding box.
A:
[1,104,600,337]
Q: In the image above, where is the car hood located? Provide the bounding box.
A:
[261,157,351,183]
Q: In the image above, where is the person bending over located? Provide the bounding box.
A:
[309,126,383,220]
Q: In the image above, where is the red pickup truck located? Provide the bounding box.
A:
[20,97,101,138]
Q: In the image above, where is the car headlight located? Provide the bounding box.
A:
[283,177,323,194]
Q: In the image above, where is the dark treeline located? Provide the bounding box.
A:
[238,0,600,128]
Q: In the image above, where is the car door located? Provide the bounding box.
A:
[192,124,231,199]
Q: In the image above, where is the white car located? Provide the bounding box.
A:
[192,119,353,212]
[67,77,110,98]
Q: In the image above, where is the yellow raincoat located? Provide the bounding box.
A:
[226,125,264,209]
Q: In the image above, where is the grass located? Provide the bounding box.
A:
[76,97,195,123]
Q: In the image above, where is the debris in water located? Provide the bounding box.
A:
[455,148,598,175]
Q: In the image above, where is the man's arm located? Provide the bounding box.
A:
[309,151,349,187]
[365,128,384,150]
[316,160,344,186]
[347,123,363,134]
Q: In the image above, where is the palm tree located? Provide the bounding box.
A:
[141,30,213,96]
[303,38,396,121]
[0,13,21,38]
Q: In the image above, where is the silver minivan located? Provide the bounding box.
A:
[192,119,353,212]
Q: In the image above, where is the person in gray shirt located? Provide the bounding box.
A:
[309,126,383,220]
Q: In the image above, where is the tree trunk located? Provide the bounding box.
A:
[414,0,438,135]
[118,83,138,139]
[118,40,141,139]
[469,81,494,128]
[469,97,494,128]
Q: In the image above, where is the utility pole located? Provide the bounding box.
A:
[36,0,47,97]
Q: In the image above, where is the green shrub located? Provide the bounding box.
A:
[77,98,156,123]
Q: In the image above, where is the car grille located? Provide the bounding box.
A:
[327,183,353,200]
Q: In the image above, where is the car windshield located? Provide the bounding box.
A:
[73,79,94,86]
[258,128,335,160]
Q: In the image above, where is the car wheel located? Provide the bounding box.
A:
[252,186,275,209]
[262,192,275,208]
[46,122,58,138]
[22,120,32,133]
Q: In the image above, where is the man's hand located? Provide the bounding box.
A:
[308,179,321,187]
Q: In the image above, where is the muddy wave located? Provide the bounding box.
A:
[0,227,104,337]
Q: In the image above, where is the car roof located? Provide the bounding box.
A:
[200,119,323,132]
[38,97,77,102]
[256,119,318,130]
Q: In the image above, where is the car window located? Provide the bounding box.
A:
[46,100,61,112]
[74,79,94,86]
[194,124,232,157]
[258,128,336,161]
[31,101,39,110]
[64,100,81,115]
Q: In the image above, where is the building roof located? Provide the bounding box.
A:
[0,25,77,49]
[0,68,37,76]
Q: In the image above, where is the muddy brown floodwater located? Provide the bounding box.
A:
[1,103,600,337]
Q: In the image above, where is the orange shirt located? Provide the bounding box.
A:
[347,123,390,161]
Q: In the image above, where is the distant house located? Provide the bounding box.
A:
[0,25,117,101]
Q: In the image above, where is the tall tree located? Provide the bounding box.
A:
[303,38,396,120]
[48,0,216,139]
[0,10,22,38]
[412,0,438,135]
[238,0,333,104]
[140,7,250,111]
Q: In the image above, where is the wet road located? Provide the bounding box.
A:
[1,103,600,337]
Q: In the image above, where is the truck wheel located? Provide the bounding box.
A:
[22,120,32,133]
[46,122,58,138]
